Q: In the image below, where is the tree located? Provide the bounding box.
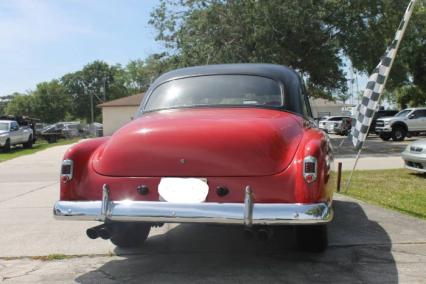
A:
[31,80,71,123]
[0,93,22,115]
[336,93,351,105]
[4,93,35,117]
[61,61,130,122]
[150,0,425,105]
[149,0,348,98]
[123,59,147,93]
[326,0,426,105]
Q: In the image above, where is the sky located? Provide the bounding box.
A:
[0,0,371,105]
[0,0,162,96]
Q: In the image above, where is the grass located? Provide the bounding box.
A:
[0,138,80,162]
[341,169,426,219]
[31,254,71,261]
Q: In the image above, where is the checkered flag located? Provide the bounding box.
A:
[350,0,417,150]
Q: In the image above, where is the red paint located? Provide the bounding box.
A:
[60,108,334,204]
[93,108,303,177]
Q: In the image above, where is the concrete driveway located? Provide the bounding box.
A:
[1,143,426,283]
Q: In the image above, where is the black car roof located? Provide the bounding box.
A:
[154,64,301,84]
[142,64,306,116]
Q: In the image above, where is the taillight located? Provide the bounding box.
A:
[61,159,73,183]
[303,156,317,183]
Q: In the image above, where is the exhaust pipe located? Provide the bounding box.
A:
[86,224,112,240]
[86,224,105,239]
[97,226,111,240]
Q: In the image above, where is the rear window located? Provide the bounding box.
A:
[144,75,283,112]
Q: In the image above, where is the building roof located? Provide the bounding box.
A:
[97,93,144,108]
[310,98,348,107]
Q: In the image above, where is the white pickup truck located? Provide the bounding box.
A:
[375,108,426,141]
[0,120,34,152]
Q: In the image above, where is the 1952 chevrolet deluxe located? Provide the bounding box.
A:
[54,64,335,252]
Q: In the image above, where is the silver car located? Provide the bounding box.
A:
[401,139,426,173]
[318,116,351,134]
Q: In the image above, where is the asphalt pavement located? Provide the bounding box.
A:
[0,140,425,283]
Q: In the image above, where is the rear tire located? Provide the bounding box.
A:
[296,224,328,252]
[379,133,391,141]
[391,126,406,141]
[23,135,33,149]
[110,222,151,248]
[2,139,11,152]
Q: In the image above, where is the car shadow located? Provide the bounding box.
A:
[75,200,397,283]
[409,172,426,179]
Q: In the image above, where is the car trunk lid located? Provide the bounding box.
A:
[92,108,303,177]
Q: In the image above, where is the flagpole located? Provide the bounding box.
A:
[344,0,417,193]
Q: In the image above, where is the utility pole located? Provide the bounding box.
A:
[86,85,94,124]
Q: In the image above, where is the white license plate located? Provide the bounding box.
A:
[158,178,209,203]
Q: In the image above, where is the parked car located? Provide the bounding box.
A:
[35,123,48,136]
[318,116,351,134]
[0,120,34,152]
[370,110,399,135]
[401,140,426,173]
[39,122,82,143]
[53,64,335,252]
[39,124,63,143]
[60,122,81,138]
[375,107,426,141]
[334,117,353,136]
[0,115,38,143]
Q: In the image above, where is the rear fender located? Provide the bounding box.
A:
[60,137,110,200]
[293,128,333,203]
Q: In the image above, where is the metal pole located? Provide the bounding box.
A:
[343,149,361,193]
[344,0,417,193]
[337,162,342,192]
[90,89,94,124]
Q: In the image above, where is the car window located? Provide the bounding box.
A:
[11,122,19,130]
[329,117,343,121]
[395,109,411,117]
[144,75,283,112]
[0,122,9,131]
[412,110,426,118]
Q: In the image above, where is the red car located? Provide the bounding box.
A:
[54,64,335,252]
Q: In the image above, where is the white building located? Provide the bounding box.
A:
[98,93,144,136]
[310,98,353,119]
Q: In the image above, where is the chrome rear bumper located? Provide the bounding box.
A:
[53,185,333,226]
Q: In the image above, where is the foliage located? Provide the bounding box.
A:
[150,0,426,104]
[121,54,176,94]
[5,81,71,123]
[32,80,71,123]
[5,93,35,117]
[336,93,351,105]
[1,0,425,120]
[394,85,426,109]
[325,0,426,105]
[61,61,130,122]
[150,0,348,98]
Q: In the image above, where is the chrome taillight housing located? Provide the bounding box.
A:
[61,159,73,183]
[303,156,317,183]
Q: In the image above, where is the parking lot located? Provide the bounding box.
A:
[0,138,425,283]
